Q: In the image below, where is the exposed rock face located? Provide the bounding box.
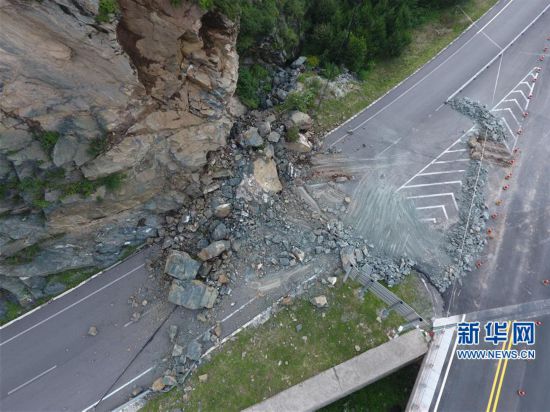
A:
[0,0,239,302]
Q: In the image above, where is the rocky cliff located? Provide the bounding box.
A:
[0,0,239,304]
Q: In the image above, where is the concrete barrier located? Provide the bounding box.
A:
[244,329,429,412]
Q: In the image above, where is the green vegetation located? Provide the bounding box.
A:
[96,0,119,23]
[236,65,272,109]
[35,130,59,157]
[0,301,23,326]
[143,279,422,411]
[230,0,495,109]
[87,135,109,158]
[4,244,41,265]
[320,362,420,412]
[314,0,497,131]
[3,170,126,211]
[286,125,300,142]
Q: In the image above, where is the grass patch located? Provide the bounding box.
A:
[35,130,60,157]
[144,280,411,412]
[87,135,109,158]
[319,361,421,412]
[0,300,24,326]
[313,0,498,132]
[96,0,119,23]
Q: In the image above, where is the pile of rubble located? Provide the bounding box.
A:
[448,97,507,143]
[430,161,490,291]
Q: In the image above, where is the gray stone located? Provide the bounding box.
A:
[211,222,229,241]
[186,340,202,361]
[44,282,66,296]
[168,325,178,342]
[267,131,281,143]
[164,250,201,281]
[291,56,307,68]
[214,203,232,218]
[240,127,263,148]
[285,134,312,153]
[286,111,312,131]
[172,344,184,357]
[257,121,271,137]
[168,280,218,309]
[197,240,230,261]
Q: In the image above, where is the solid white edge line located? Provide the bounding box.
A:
[447,2,550,101]
[433,314,466,412]
[7,364,58,395]
[0,264,145,347]
[81,366,155,412]
[0,245,147,330]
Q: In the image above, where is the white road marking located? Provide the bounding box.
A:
[327,0,518,149]
[7,365,57,395]
[421,218,437,224]
[416,205,449,220]
[501,98,523,111]
[220,296,257,323]
[82,366,154,412]
[511,89,529,103]
[0,264,145,347]
[407,193,459,211]
[491,54,503,105]
[402,181,462,189]
[433,315,466,412]
[433,159,470,164]
[447,1,550,101]
[418,170,465,176]
[493,107,520,126]
[444,148,467,153]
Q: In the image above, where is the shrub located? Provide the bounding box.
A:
[306,55,320,68]
[99,172,125,192]
[286,125,300,142]
[96,0,119,23]
[236,64,271,109]
[87,136,109,158]
[282,89,316,112]
[35,131,59,156]
[322,62,340,81]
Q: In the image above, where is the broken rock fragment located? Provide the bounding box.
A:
[252,157,282,193]
[285,111,313,131]
[214,203,232,218]
[285,133,312,153]
[164,250,201,280]
[198,240,230,261]
[186,340,202,361]
[168,280,218,309]
[311,295,328,308]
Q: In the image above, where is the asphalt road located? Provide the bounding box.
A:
[423,2,550,410]
[2,0,550,411]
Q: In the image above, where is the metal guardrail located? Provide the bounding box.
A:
[347,266,429,329]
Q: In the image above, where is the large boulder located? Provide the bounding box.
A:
[252,158,282,193]
[239,127,264,148]
[285,111,312,131]
[164,250,201,281]
[168,280,218,309]
[197,240,230,261]
[285,133,312,153]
